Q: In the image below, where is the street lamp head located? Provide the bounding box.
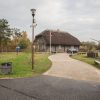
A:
[31,9,36,17]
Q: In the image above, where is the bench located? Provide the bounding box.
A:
[94,60,100,65]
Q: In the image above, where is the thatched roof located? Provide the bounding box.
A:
[35,29,80,46]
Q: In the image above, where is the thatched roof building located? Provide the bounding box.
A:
[35,29,80,52]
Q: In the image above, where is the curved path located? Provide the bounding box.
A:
[44,53,100,82]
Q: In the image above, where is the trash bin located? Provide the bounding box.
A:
[0,62,12,74]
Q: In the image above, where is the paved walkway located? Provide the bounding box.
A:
[44,53,100,82]
[0,76,100,100]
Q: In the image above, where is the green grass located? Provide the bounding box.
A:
[0,52,51,78]
[71,53,100,69]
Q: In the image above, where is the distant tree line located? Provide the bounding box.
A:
[80,41,100,52]
[0,19,31,52]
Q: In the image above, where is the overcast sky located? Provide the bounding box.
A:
[0,0,100,42]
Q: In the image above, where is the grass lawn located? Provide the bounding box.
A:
[0,52,51,78]
[71,53,100,69]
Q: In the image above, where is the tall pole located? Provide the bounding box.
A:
[32,24,34,70]
[31,9,36,70]
[50,31,51,54]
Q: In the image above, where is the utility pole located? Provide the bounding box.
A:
[50,31,51,54]
[31,9,36,70]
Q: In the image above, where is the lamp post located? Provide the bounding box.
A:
[31,8,36,70]
[50,31,51,54]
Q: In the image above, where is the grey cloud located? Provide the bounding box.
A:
[0,0,100,41]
